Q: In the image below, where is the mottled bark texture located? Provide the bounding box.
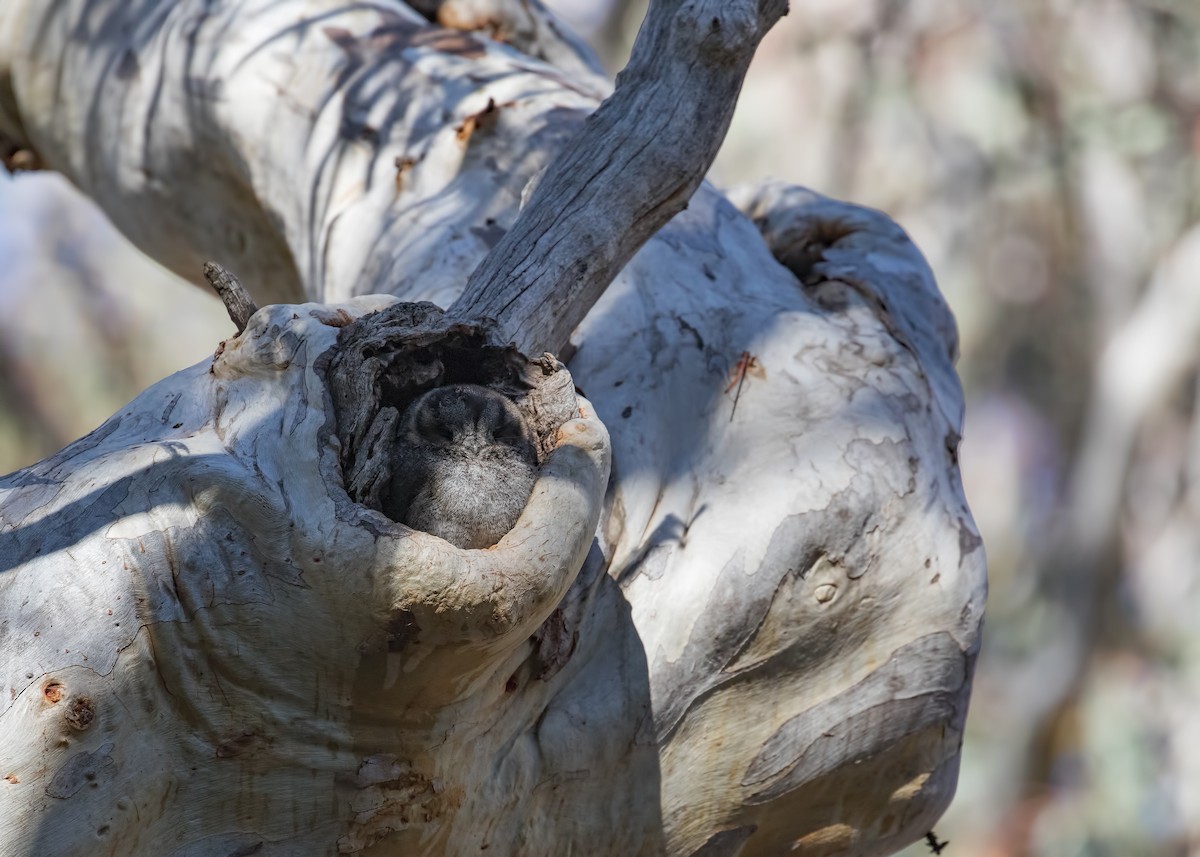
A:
[0,1,985,855]
[203,261,260,333]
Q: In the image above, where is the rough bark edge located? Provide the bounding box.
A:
[451,0,790,354]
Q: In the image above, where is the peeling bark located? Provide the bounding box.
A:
[0,2,985,855]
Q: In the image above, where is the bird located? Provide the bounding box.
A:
[388,384,538,549]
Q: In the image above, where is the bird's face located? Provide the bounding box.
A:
[409,385,531,455]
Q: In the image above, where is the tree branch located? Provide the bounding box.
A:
[451,0,790,354]
[408,0,610,88]
[202,261,259,333]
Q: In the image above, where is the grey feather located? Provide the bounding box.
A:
[389,384,537,549]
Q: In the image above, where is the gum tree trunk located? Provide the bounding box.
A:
[0,1,986,855]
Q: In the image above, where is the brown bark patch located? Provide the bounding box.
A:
[64,697,95,731]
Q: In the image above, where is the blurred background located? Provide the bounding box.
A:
[3,1,1199,853]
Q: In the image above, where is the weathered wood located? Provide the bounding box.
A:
[0,297,614,854]
[0,2,986,855]
[451,0,790,354]
[203,261,259,333]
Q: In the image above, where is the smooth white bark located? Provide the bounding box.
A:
[0,2,986,854]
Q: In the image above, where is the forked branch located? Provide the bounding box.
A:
[451,0,790,354]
